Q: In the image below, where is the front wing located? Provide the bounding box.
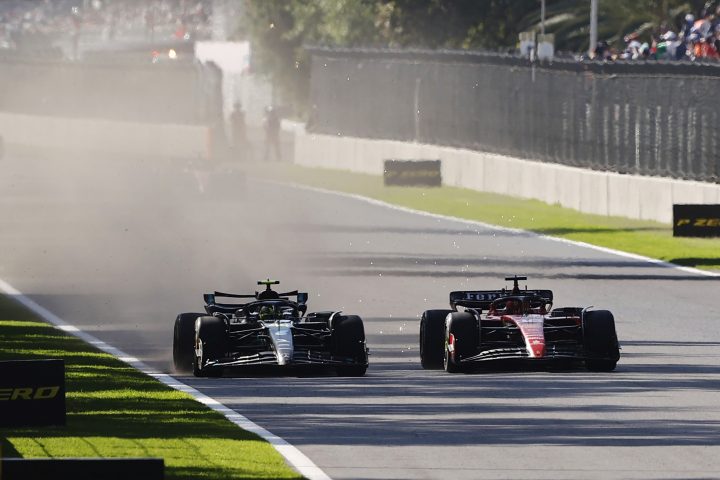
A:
[459,344,584,364]
[202,348,367,369]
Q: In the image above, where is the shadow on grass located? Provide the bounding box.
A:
[0,314,305,480]
[169,466,300,480]
[668,257,720,269]
[1,438,21,457]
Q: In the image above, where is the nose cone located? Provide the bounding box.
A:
[267,321,294,365]
[514,315,546,358]
[530,339,545,358]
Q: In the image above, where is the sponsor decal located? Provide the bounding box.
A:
[383,160,442,187]
[453,290,554,305]
[463,292,501,301]
[0,359,65,427]
[673,205,720,237]
[0,386,60,401]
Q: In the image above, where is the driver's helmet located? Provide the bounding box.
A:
[259,305,275,320]
[505,300,519,314]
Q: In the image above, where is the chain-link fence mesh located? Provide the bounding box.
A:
[308,48,720,183]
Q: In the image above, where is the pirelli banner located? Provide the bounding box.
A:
[383,159,442,187]
[673,204,720,237]
[0,359,66,427]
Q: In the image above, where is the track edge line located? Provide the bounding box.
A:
[0,277,331,480]
[266,180,720,278]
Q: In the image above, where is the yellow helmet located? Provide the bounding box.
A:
[259,305,275,320]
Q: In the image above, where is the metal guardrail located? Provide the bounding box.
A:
[308,47,720,183]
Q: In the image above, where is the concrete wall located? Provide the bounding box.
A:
[0,112,208,160]
[292,126,720,224]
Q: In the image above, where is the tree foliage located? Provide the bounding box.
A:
[239,0,711,112]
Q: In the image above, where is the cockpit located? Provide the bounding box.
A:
[240,300,299,322]
[487,295,550,316]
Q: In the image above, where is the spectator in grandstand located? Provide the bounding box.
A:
[691,8,713,39]
[655,31,676,60]
[0,0,212,58]
[620,33,643,60]
[594,40,613,60]
[607,4,720,62]
[681,13,695,39]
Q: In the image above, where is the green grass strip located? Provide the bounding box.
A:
[248,163,720,272]
[0,296,303,480]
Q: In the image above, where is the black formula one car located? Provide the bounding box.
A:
[420,276,620,373]
[173,280,368,377]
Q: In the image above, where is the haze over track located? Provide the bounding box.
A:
[1,150,718,479]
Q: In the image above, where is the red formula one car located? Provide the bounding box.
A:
[419,276,620,373]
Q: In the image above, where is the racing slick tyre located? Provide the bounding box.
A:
[420,309,452,369]
[444,312,479,373]
[582,310,620,372]
[331,315,368,377]
[194,316,227,378]
[173,313,204,373]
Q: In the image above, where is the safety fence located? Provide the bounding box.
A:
[308,48,720,183]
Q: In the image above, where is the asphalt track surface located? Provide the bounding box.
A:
[2,150,720,479]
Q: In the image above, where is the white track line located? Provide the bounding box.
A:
[269,180,720,278]
[0,277,331,480]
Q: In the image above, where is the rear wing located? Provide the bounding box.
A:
[450,289,553,311]
[204,290,309,308]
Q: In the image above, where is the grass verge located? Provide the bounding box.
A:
[248,163,720,273]
[0,295,304,480]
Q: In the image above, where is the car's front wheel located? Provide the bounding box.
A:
[331,315,368,377]
[173,313,204,374]
[420,309,452,370]
[444,312,478,373]
[193,316,227,378]
[582,310,620,372]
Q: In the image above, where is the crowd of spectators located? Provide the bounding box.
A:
[594,5,720,62]
[0,0,212,54]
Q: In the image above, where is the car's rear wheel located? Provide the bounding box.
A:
[194,316,227,378]
[332,315,367,377]
[582,310,620,372]
[444,312,478,373]
[420,309,452,369]
[173,313,204,373]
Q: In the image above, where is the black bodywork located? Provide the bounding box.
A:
[174,281,368,377]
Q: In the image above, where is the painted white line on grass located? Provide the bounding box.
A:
[0,277,331,480]
[269,180,720,278]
